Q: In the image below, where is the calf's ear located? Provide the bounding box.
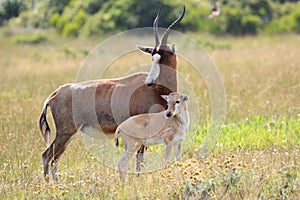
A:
[161,95,169,101]
[183,95,188,101]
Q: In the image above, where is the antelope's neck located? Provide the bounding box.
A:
[157,58,177,93]
[176,104,189,127]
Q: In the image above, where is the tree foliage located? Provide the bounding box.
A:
[0,0,25,19]
[2,0,300,36]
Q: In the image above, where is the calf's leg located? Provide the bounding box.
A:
[164,143,173,168]
[136,144,147,172]
[118,140,142,182]
[173,141,182,161]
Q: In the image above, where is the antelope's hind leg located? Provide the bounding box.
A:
[136,144,147,173]
[50,159,58,182]
[118,141,142,182]
[42,134,73,183]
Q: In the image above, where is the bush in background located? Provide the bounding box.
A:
[0,0,25,20]
[49,1,87,37]
[262,2,300,34]
[11,33,47,44]
[2,0,300,37]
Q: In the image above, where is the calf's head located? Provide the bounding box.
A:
[161,92,188,118]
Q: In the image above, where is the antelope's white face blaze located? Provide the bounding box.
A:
[145,53,161,86]
[174,99,182,116]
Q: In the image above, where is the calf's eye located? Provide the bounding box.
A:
[175,100,180,104]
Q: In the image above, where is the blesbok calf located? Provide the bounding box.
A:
[115,92,190,180]
[39,6,186,182]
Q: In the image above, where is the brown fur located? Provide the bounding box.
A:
[39,7,185,183]
[40,72,175,182]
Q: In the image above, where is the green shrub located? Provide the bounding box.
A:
[180,0,220,34]
[73,9,87,27]
[55,16,67,33]
[11,33,48,44]
[260,2,300,34]
[263,15,295,34]
[12,10,50,28]
[60,9,87,37]
[80,12,104,36]
[241,14,263,34]
[291,5,300,33]
[62,22,79,37]
[262,2,300,34]
[86,0,107,15]
[49,2,87,37]
[5,0,300,37]
[222,7,244,35]
[80,0,127,36]
[49,12,60,26]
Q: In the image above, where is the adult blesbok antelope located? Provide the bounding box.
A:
[39,6,185,182]
[115,92,190,181]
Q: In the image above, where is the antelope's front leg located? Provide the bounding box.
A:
[164,143,172,168]
[174,141,182,161]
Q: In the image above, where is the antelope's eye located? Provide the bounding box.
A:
[175,100,180,104]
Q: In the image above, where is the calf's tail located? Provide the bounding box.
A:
[115,127,121,147]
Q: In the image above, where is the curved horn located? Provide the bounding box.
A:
[161,5,185,45]
[153,7,161,47]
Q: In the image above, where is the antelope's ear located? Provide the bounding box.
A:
[137,45,153,55]
[161,95,169,101]
[170,44,177,53]
[183,95,188,101]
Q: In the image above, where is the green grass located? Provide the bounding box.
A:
[0,32,299,199]
[11,33,48,44]
[196,116,300,150]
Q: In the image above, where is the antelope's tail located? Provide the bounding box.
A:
[39,100,50,147]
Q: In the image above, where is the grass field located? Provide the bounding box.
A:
[0,31,299,199]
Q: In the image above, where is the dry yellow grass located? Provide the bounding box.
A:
[0,32,299,199]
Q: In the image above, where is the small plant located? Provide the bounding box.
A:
[11,33,48,44]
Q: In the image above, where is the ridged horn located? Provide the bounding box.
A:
[153,7,161,47]
[161,5,185,45]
